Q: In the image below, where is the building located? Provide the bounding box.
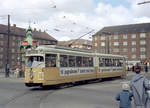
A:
[92,23,150,63]
[0,24,57,72]
[58,39,92,50]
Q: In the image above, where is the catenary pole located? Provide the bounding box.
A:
[5,14,10,77]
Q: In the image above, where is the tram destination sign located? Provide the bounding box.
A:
[26,50,38,54]
[60,67,94,76]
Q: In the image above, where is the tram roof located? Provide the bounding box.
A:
[28,45,125,58]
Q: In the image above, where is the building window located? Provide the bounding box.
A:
[95,37,97,41]
[101,35,105,40]
[12,49,15,53]
[18,37,21,41]
[132,48,136,52]
[0,47,3,53]
[114,35,118,39]
[12,61,15,65]
[123,41,128,46]
[123,34,127,39]
[101,48,105,53]
[101,42,105,46]
[0,54,3,59]
[12,36,16,40]
[12,42,15,46]
[0,34,4,38]
[140,55,146,59]
[11,55,15,59]
[0,41,4,46]
[113,48,119,52]
[17,48,20,53]
[0,60,2,67]
[132,41,136,45]
[123,48,128,52]
[132,55,136,59]
[131,34,136,38]
[140,40,146,45]
[95,43,97,47]
[114,42,119,46]
[140,33,146,38]
[140,47,146,52]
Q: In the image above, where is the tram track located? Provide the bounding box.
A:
[1,87,56,108]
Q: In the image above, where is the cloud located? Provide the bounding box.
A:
[95,2,134,25]
[0,0,150,41]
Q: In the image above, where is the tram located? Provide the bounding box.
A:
[25,45,126,87]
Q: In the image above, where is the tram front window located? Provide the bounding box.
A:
[26,56,44,68]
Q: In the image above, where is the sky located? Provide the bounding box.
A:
[0,0,150,41]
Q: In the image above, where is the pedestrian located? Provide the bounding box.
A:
[130,63,150,108]
[15,68,19,78]
[145,63,148,73]
[116,82,133,108]
[132,65,135,72]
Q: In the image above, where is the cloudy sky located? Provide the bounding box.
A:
[0,0,150,41]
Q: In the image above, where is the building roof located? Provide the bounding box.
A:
[58,39,92,46]
[94,23,150,35]
[0,24,57,41]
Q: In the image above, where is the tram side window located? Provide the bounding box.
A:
[105,59,109,66]
[76,56,82,67]
[89,57,93,67]
[60,55,68,67]
[112,59,123,67]
[69,56,76,67]
[118,59,123,67]
[104,58,113,67]
[109,59,113,66]
[83,57,89,67]
[102,58,105,67]
[99,58,104,67]
[45,54,57,67]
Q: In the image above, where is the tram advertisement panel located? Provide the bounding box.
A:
[99,67,123,72]
[60,67,94,76]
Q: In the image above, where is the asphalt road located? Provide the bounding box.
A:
[0,72,149,108]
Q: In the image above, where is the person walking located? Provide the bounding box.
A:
[130,63,150,108]
[116,83,133,108]
[145,63,148,73]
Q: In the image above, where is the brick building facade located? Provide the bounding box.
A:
[0,24,57,71]
[92,23,150,62]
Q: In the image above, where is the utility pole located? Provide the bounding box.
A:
[5,14,10,77]
[68,30,94,47]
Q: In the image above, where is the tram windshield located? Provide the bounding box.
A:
[26,56,44,68]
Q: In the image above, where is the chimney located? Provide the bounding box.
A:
[34,28,36,31]
[13,24,16,27]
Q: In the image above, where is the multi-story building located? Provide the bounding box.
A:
[58,39,92,50]
[0,24,57,71]
[92,23,150,63]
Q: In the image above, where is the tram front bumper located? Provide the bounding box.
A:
[25,82,42,87]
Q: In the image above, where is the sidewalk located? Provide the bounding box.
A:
[0,72,24,82]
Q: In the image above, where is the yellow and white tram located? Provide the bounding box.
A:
[25,45,126,87]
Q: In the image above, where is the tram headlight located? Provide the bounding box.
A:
[30,68,33,80]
